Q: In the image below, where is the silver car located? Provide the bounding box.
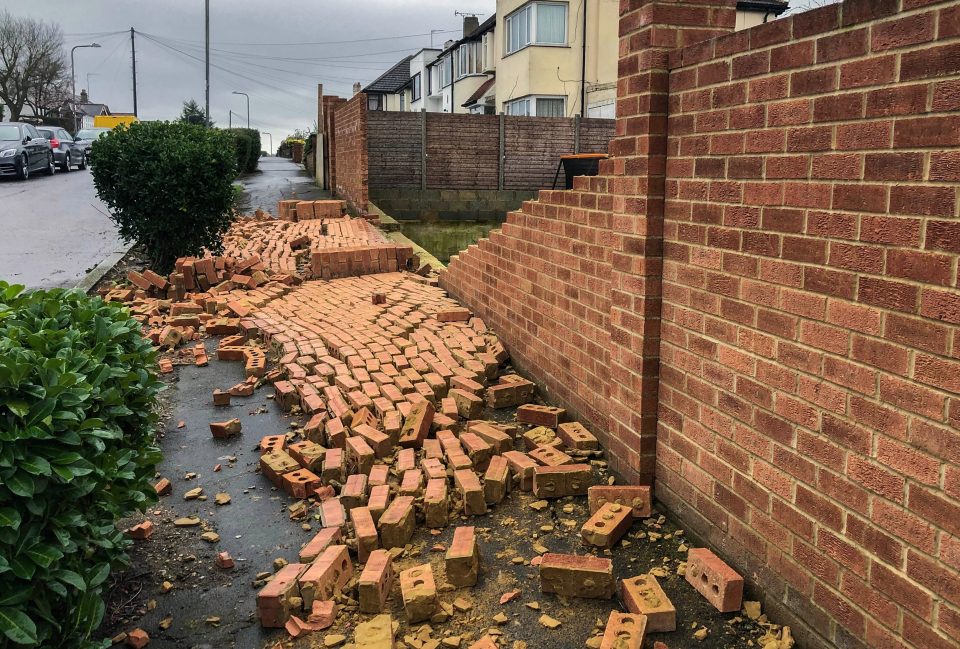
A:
[73,127,112,160]
[37,126,87,171]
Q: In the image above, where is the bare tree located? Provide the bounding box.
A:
[0,11,67,121]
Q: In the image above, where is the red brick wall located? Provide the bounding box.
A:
[322,96,346,193]
[332,93,369,214]
[658,3,960,649]
[443,1,960,648]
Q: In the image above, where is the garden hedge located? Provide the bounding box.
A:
[0,284,162,648]
[90,121,237,273]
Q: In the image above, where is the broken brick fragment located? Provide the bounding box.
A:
[209,418,241,439]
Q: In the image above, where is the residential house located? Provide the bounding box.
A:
[362,0,788,117]
[361,55,413,112]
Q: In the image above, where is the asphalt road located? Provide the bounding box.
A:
[238,156,328,213]
[0,166,126,290]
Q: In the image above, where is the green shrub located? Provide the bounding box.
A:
[0,283,162,649]
[225,129,252,176]
[90,121,237,272]
[239,128,261,173]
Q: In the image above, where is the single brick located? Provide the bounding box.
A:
[450,388,484,419]
[298,545,353,607]
[454,468,487,515]
[539,553,614,599]
[517,403,565,428]
[259,434,286,455]
[441,396,459,418]
[396,447,416,473]
[421,457,447,481]
[299,527,342,563]
[523,426,561,450]
[282,468,322,499]
[213,389,231,406]
[379,495,415,548]
[341,473,369,511]
[325,417,347,448]
[400,563,439,622]
[210,418,241,439]
[529,445,574,467]
[460,432,493,470]
[533,464,593,498]
[467,421,513,454]
[685,548,744,612]
[399,468,424,496]
[320,497,347,530]
[620,573,676,632]
[260,451,300,487]
[345,435,375,475]
[358,549,395,613]
[581,502,633,548]
[257,562,307,627]
[322,447,345,483]
[504,450,537,491]
[424,478,449,528]
[398,400,434,448]
[368,463,390,487]
[154,478,172,496]
[557,421,599,450]
[445,526,480,587]
[350,506,379,563]
[485,375,535,408]
[368,484,391,524]
[423,438,444,459]
[599,611,647,649]
[287,440,325,472]
[587,485,653,518]
[483,455,510,505]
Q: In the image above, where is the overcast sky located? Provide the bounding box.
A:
[1,0,495,145]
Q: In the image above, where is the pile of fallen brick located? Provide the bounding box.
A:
[109,204,789,649]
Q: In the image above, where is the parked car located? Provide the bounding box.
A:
[73,127,112,160]
[0,122,56,180]
[37,125,87,171]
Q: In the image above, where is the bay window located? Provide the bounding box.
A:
[505,2,567,55]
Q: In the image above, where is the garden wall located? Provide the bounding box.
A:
[441,1,960,648]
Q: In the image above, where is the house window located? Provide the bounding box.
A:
[505,2,567,55]
[412,73,422,101]
[368,94,383,111]
[457,41,482,79]
[440,56,453,88]
[400,91,405,111]
[505,95,565,117]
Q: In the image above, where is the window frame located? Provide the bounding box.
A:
[504,94,566,117]
[367,94,384,111]
[504,1,568,56]
[411,73,422,102]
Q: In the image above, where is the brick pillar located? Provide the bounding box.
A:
[606,0,736,483]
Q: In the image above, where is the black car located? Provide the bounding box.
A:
[37,125,87,171]
[0,122,56,180]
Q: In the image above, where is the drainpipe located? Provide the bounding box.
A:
[580,0,587,117]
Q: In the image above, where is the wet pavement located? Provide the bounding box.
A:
[238,156,328,213]
[0,168,125,289]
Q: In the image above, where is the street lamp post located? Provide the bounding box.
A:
[71,43,101,131]
[262,131,273,156]
[232,91,249,128]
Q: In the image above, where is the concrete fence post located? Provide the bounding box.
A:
[498,112,505,191]
[574,114,580,154]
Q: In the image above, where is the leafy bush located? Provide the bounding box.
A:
[238,128,261,173]
[90,121,237,272]
[225,129,252,177]
[0,283,162,648]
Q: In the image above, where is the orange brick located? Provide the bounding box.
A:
[399,400,434,448]
[556,421,599,450]
[299,545,353,607]
[257,562,307,627]
[424,478,449,528]
[345,435,375,475]
[341,473,368,511]
[368,484,391,524]
[379,495,415,548]
[504,450,537,491]
[529,445,574,467]
[282,468,322,499]
[533,464,593,498]
[539,553,614,599]
[467,421,513,454]
[581,502,633,548]
[454,468,487,515]
[350,506,379,562]
[358,549,395,613]
[517,403,565,427]
[620,574,676,632]
[685,548,744,613]
[587,485,652,518]
[483,455,510,505]
[353,423,392,458]
[399,468,424,496]
[400,563,439,622]
[322,447,345,482]
[320,497,346,530]
[299,527,342,563]
[445,526,480,587]
[599,611,647,649]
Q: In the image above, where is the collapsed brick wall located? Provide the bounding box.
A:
[658,3,960,649]
[363,112,615,192]
[442,1,960,648]
[333,93,369,214]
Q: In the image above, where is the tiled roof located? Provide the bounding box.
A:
[363,56,413,94]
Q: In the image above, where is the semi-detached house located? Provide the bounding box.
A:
[363,0,789,117]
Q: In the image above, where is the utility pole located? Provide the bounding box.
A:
[130,28,138,117]
[229,110,232,128]
[204,0,210,126]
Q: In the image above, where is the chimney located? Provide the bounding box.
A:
[353,82,361,95]
[463,15,480,37]
[80,89,89,103]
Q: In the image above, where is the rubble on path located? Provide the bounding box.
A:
[107,207,786,649]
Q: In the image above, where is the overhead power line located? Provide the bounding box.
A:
[151,29,461,48]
